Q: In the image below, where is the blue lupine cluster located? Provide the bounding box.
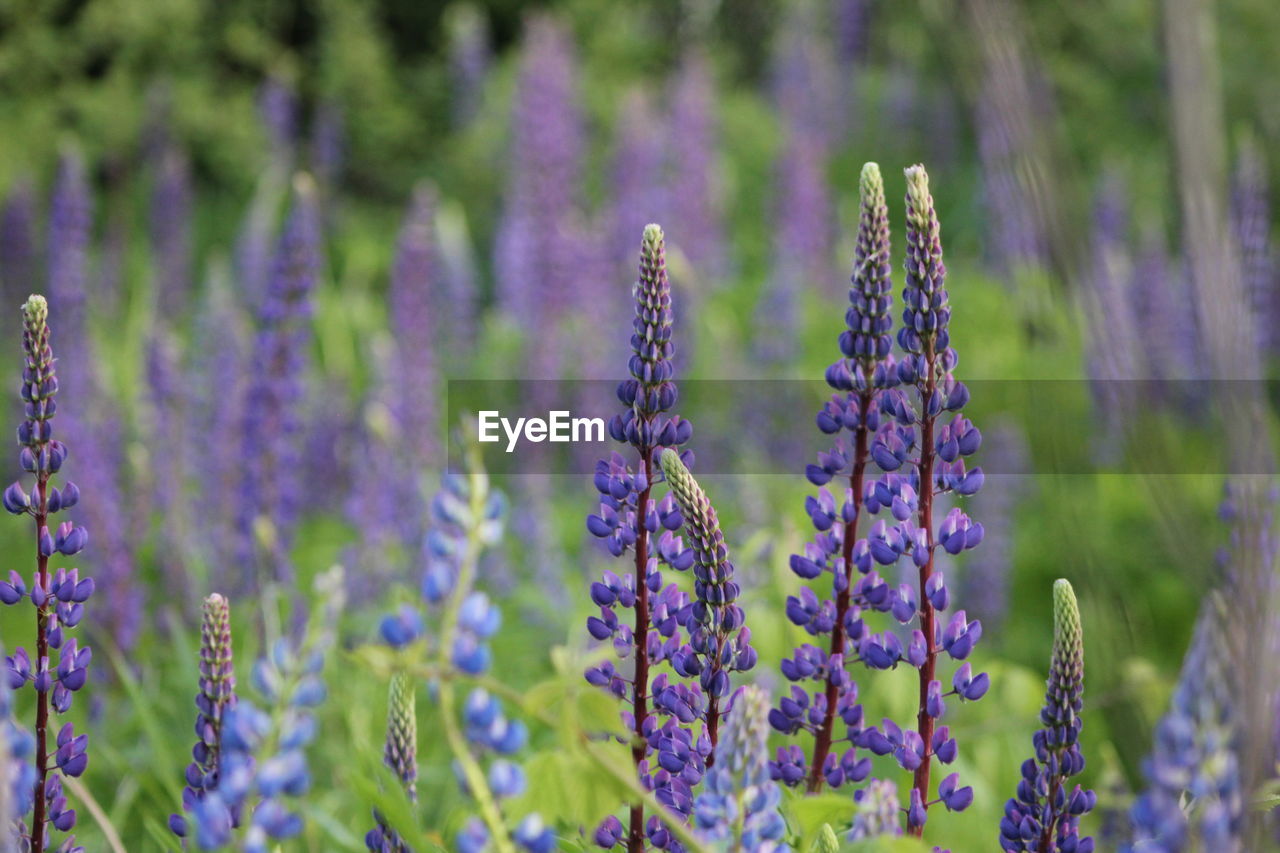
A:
[379,458,554,853]
[1000,580,1095,853]
[847,779,902,841]
[366,673,416,853]
[694,686,788,852]
[0,641,37,846]
[585,224,723,852]
[2,295,92,853]
[771,165,987,837]
[1121,598,1243,852]
[190,567,344,851]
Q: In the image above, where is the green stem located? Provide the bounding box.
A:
[433,446,517,853]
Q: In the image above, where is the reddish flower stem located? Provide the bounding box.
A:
[30,472,50,851]
[806,392,872,792]
[627,450,653,853]
[910,358,939,838]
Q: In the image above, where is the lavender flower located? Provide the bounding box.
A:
[1,295,93,852]
[150,144,194,321]
[769,163,893,794]
[236,177,321,589]
[170,594,238,839]
[258,73,299,167]
[310,100,345,193]
[192,568,344,850]
[693,687,788,852]
[493,14,585,381]
[389,184,440,471]
[446,4,492,128]
[378,446,553,853]
[666,51,725,281]
[366,673,416,852]
[857,165,986,835]
[1122,597,1242,853]
[1000,579,1095,853]
[1231,137,1275,357]
[583,224,703,851]
[0,179,38,316]
[45,152,91,398]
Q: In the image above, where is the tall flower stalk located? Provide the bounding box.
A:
[236,177,321,589]
[379,442,553,853]
[170,594,238,839]
[1,295,93,852]
[769,162,894,794]
[1000,580,1096,852]
[584,224,710,853]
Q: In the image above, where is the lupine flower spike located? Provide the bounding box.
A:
[366,673,417,852]
[170,594,238,840]
[1,295,93,853]
[190,567,345,851]
[768,162,894,796]
[584,224,719,852]
[1121,595,1243,852]
[379,441,553,853]
[1000,580,1095,853]
[694,686,789,852]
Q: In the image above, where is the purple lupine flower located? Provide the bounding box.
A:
[959,421,1028,634]
[0,638,38,848]
[769,163,892,795]
[857,165,987,836]
[435,204,479,367]
[0,178,39,317]
[1083,174,1139,440]
[2,295,94,853]
[366,672,416,852]
[310,100,345,193]
[1000,580,1095,853]
[170,594,238,839]
[693,687,787,850]
[975,90,1050,274]
[493,13,585,381]
[445,4,492,128]
[665,51,725,281]
[610,90,668,281]
[758,130,834,368]
[150,144,194,321]
[848,780,902,841]
[189,276,250,585]
[771,1,839,153]
[1231,137,1275,357]
[236,177,321,589]
[234,176,284,312]
[390,184,440,470]
[583,225,701,851]
[258,73,299,166]
[834,0,872,66]
[45,151,91,398]
[1121,597,1242,852]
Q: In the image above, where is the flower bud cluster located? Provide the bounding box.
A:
[191,567,344,851]
[1000,580,1095,853]
[170,594,238,839]
[366,673,417,852]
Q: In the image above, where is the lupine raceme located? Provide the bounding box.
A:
[2,295,93,852]
[170,593,238,840]
[366,673,417,852]
[999,579,1096,853]
[379,442,553,853]
[584,224,713,853]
